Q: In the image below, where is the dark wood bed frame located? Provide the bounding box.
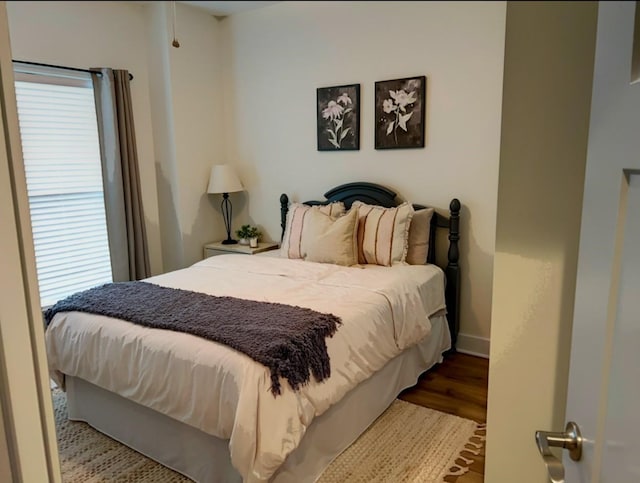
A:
[279,181,461,349]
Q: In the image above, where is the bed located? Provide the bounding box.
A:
[45,181,461,483]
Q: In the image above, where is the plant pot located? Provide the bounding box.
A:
[249,237,259,248]
[238,238,249,246]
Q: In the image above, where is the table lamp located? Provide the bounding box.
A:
[207,164,244,245]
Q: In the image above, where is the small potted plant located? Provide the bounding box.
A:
[235,224,261,247]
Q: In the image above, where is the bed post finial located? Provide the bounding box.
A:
[280,194,289,241]
[446,198,461,350]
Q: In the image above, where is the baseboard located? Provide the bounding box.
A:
[455,333,490,359]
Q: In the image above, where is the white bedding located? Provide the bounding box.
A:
[45,255,446,482]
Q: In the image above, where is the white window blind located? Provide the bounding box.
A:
[13,64,112,307]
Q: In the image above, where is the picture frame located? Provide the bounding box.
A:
[316,83,360,151]
[374,76,426,149]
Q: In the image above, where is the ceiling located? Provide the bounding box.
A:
[178,1,281,16]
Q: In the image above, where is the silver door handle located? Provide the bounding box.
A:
[535,421,582,483]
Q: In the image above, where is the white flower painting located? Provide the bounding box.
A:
[317,84,360,151]
[375,76,426,149]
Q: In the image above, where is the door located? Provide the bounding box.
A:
[0,1,61,481]
[536,2,640,482]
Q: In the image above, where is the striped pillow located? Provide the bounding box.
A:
[281,202,346,259]
[353,201,415,266]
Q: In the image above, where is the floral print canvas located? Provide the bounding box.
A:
[317,84,360,151]
[375,76,426,149]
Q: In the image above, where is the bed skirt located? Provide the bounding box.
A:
[65,315,451,483]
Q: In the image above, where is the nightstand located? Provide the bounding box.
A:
[203,241,279,258]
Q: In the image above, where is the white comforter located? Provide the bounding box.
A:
[46,255,446,482]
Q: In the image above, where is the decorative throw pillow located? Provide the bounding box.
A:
[281,202,346,259]
[301,208,358,266]
[353,201,415,266]
[406,208,435,265]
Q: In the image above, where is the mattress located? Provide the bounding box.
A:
[46,254,447,482]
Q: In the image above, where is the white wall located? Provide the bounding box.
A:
[6,0,163,275]
[146,1,226,271]
[166,3,226,268]
[485,3,597,481]
[220,1,506,348]
[146,1,183,272]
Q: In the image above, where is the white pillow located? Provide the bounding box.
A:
[301,208,358,266]
[406,208,435,265]
[281,202,345,259]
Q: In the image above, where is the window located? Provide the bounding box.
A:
[13,64,112,307]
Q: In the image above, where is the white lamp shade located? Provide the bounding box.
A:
[207,164,244,194]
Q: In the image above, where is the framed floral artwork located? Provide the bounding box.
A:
[316,84,360,151]
[375,76,426,149]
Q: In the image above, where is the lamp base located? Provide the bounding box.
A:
[221,239,238,245]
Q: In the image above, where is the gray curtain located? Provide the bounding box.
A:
[91,68,150,281]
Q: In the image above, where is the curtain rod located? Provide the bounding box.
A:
[12,59,134,81]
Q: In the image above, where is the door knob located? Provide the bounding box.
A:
[535,421,582,483]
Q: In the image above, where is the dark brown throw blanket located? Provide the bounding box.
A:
[44,282,341,396]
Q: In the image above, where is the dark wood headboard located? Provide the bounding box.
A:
[279,181,461,350]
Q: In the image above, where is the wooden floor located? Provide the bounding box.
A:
[399,352,488,482]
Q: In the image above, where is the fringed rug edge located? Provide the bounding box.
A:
[439,422,486,481]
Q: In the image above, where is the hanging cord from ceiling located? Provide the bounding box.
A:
[172,0,180,48]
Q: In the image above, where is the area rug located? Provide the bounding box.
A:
[53,390,484,482]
